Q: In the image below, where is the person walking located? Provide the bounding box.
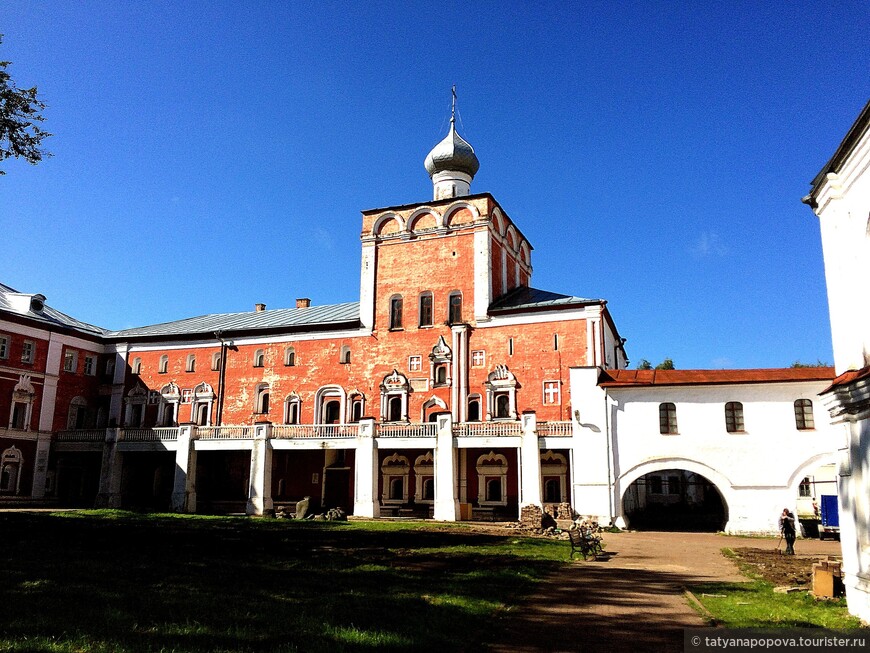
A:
[779,507,796,555]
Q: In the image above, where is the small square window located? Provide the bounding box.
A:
[408,355,422,372]
[471,350,485,368]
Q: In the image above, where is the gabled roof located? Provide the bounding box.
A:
[0,283,106,337]
[489,286,602,313]
[599,367,836,388]
[105,301,361,339]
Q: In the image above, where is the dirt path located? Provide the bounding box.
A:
[484,531,842,653]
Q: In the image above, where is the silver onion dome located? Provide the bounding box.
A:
[424,122,480,179]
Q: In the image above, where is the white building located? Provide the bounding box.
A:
[804,99,870,623]
[570,367,839,533]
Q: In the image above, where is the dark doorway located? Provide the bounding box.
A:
[622,470,727,532]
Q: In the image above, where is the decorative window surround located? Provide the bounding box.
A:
[381,453,411,504]
[9,375,35,431]
[123,385,148,427]
[428,336,452,388]
[413,451,435,503]
[476,451,508,506]
[157,382,180,427]
[484,365,517,420]
[0,446,23,495]
[540,450,568,503]
[284,393,301,424]
[255,383,270,415]
[380,370,410,423]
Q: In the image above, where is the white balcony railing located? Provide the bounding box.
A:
[377,423,438,438]
[452,422,522,438]
[196,425,256,440]
[55,429,107,442]
[272,424,358,439]
[120,427,180,442]
[536,421,573,437]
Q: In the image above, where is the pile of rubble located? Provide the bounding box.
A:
[274,499,347,522]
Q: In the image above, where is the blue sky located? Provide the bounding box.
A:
[2,2,867,369]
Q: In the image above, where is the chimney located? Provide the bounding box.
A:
[296,298,311,308]
[255,303,266,312]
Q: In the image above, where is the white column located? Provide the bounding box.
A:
[520,411,542,508]
[95,428,122,508]
[246,423,274,516]
[38,335,64,432]
[30,431,53,499]
[353,417,379,517]
[434,412,459,521]
[171,424,197,513]
[108,345,129,426]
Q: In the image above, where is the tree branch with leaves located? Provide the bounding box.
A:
[0,35,50,175]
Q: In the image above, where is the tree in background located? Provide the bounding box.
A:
[0,35,50,175]
[791,360,830,368]
[636,358,676,370]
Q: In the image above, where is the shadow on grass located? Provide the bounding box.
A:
[1,512,563,652]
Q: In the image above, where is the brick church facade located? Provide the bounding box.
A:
[0,115,839,532]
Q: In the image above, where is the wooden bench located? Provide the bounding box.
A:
[568,528,603,560]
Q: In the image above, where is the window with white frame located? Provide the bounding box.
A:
[284,346,296,366]
[541,451,568,503]
[348,393,364,423]
[408,355,422,372]
[123,386,148,427]
[132,357,142,375]
[211,352,221,371]
[471,350,485,368]
[255,383,270,414]
[253,349,265,368]
[414,452,435,504]
[158,355,168,374]
[186,354,196,373]
[476,451,509,506]
[191,382,214,426]
[63,350,78,373]
[380,370,409,423]
[340,345,351,364]
[0,446,23,495]
[21,341,34,364]
[84,355,96,376]
[67,396,89,429]
[381,453,411,504]
[157,382,180,427]
[181,389,193,404]
[428,335,452,388]
[284,394,301,424]
[0,335,8,359]
[484,365,517,420]
[794,399,815,430]
[542,380,560,405]
[9,375,35,431]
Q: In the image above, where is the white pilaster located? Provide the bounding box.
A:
[353,418,379,517]
[359,242,377,332]
[246,423,274,516]
[520,412,542,508]
[38,335,64,432]
[108,345,129,426]
[30,431,53,499]
[171,425,198,513]
[95,428,122,508]
[433,412,459,521]
[473,228,491,322]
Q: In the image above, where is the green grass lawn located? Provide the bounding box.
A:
[688,548,865,629]
[0,511,566,652]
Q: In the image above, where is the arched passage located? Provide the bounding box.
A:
[619,462,730,532]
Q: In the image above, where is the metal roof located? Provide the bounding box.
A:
[489,286,601,313]
[106,301,361,339]
[0,283,107,337]
[599,367,836,387]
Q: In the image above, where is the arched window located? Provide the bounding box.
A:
[132,357,142,374]
[191,382,215,426]
[67,396,89,430]
[794,399,815,430]
[434,364,448,386]
[124,385,148,427]
[495,394,510,418]
[211,352,221,371]
[158,355,168,374]
[467,396,481,422]
[284,394,301,424]
[414,452,435,504]
[315,386,346,425]
[186,354,196,373]
[418,291,433,327]
[476,451,508,507]
[541,451,568,504]
[380,453,410,505]
[380,370,409,423]
[10,375,35,431]
[484,365,517,421]
[0,446,23,495]
[255,384,270,415]
[448,291,462,325]
[725,402,744,433]
[340,346,351,364]
[162,403,177,427]
[348,393,365,423]
[388,396,402,422]
[253,349,265,368]
[659,403,677,434]
[284,346,296,366]
[389,295,403,330]
[158,382,181,427]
